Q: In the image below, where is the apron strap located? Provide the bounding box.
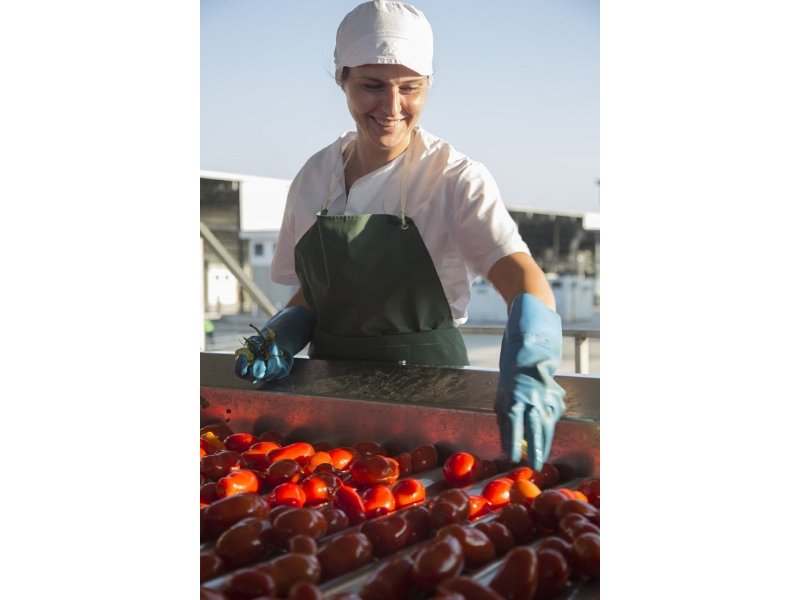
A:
[323,129,417,227]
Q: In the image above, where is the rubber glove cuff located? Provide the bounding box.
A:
[496,293,566,470]
[234,305,315,384]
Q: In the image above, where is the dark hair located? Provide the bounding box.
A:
[336,66,351,87]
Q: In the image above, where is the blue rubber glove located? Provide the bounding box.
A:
[495,293,566,471]
[233,305,315,384]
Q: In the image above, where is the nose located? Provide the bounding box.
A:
[382,86,403,117]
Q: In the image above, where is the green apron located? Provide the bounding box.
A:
[293,133,469,367]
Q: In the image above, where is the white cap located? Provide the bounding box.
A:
[334,1,434,81]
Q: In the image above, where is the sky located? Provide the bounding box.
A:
[201,0,599,215]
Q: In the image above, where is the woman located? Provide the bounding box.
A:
[234,0,565,470]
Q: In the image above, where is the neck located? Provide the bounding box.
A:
[345,130,414,193]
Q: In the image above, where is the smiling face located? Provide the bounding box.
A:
[342,64,430,162]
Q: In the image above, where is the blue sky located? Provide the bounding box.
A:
[201,0,599,214]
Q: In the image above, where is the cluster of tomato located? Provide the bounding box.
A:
[200,423,600,599]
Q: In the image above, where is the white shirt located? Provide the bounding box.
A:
[271,127,530,325]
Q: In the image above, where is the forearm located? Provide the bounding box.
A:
[285,288,314,312]
[487,252,556,313]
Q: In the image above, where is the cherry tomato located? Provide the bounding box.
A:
[200,552,224,583]
[272,507,328,546]
[536,547,572,597]
[436,523,496,569]
[287,581,324,600]
[216,469,260,498]
[224,567,277,599]
[238,450,269,471]
[301,474,336,506]
[474,521,516,557]
[349,455,400,487]
[360,514,411,557]
[333,485,367,525]
[506,465,535,481]
[201,423,234,441]
[577,477,600,508]
[481,477,514,508]
[201,437,220,457]
[402,505,434,544]
[259,552,322,597]
[430,489,471,528]
[534,535,574,565]
[488,546,539,600]
[362,484,397,518]
[555,498,600,525]
[319,506,350,536]
[267,482,306,508]
[410,444,438,472]
[263,459,304,489]
[224,432,259,453]
[214,516,274,568]
[201,450,241,481]
[572,532,600,579]
[303,451,333,475]
[353,440,385,456]
[443,451,480,487]
[411,534,465,591]
[203,493,269,537]
[318,532,374,580]
[559,513,600,542]
[200,481,219,508]
[394,451,413,477]
[289,534,319,556]
[497,502,537,544]
[572,490,590,503]
[438,576,505,600]
[509,479,542,505]
[359,555,415,600]
[468,494,492,520]
[267,442,315,466]
[391,478,426,509]
[530,489,569,531]
[540,462,560,488]
[329,447,357,471]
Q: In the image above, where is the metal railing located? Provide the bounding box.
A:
[460,325,599,375]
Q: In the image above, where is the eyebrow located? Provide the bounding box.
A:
[356,76,427,85]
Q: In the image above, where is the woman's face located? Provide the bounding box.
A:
[343,64,429,157]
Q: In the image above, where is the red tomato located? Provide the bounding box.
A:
[353,441,386,456]
[577,477,600,508]
[304,451,333,475]
[267,482,307,508]
[239,450,270,471]
[301,474,337,506]
[509,479,542,505]
[572,532,600,578]
[539,463,560,488]
[267,442,315,466]
[442,451,480,487]
[391,478,426,509]
[349,455,400,487]
[481,477,514,508]
[200,437,220,457]
[249,441,281,455]
[224,432,259,453]
[200,481,219,507]
[329,447,357,471]
[409,444,438,473]
[506,466,535,482]
[361,484,397,519]
[556,487,577,500]
[201,450,241,481]
[530,489,568,531]
[467,495,491,520]
[394,452,413,477]
[333,485,367,525]
[263,459,304,489]
[217,469,260,498]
